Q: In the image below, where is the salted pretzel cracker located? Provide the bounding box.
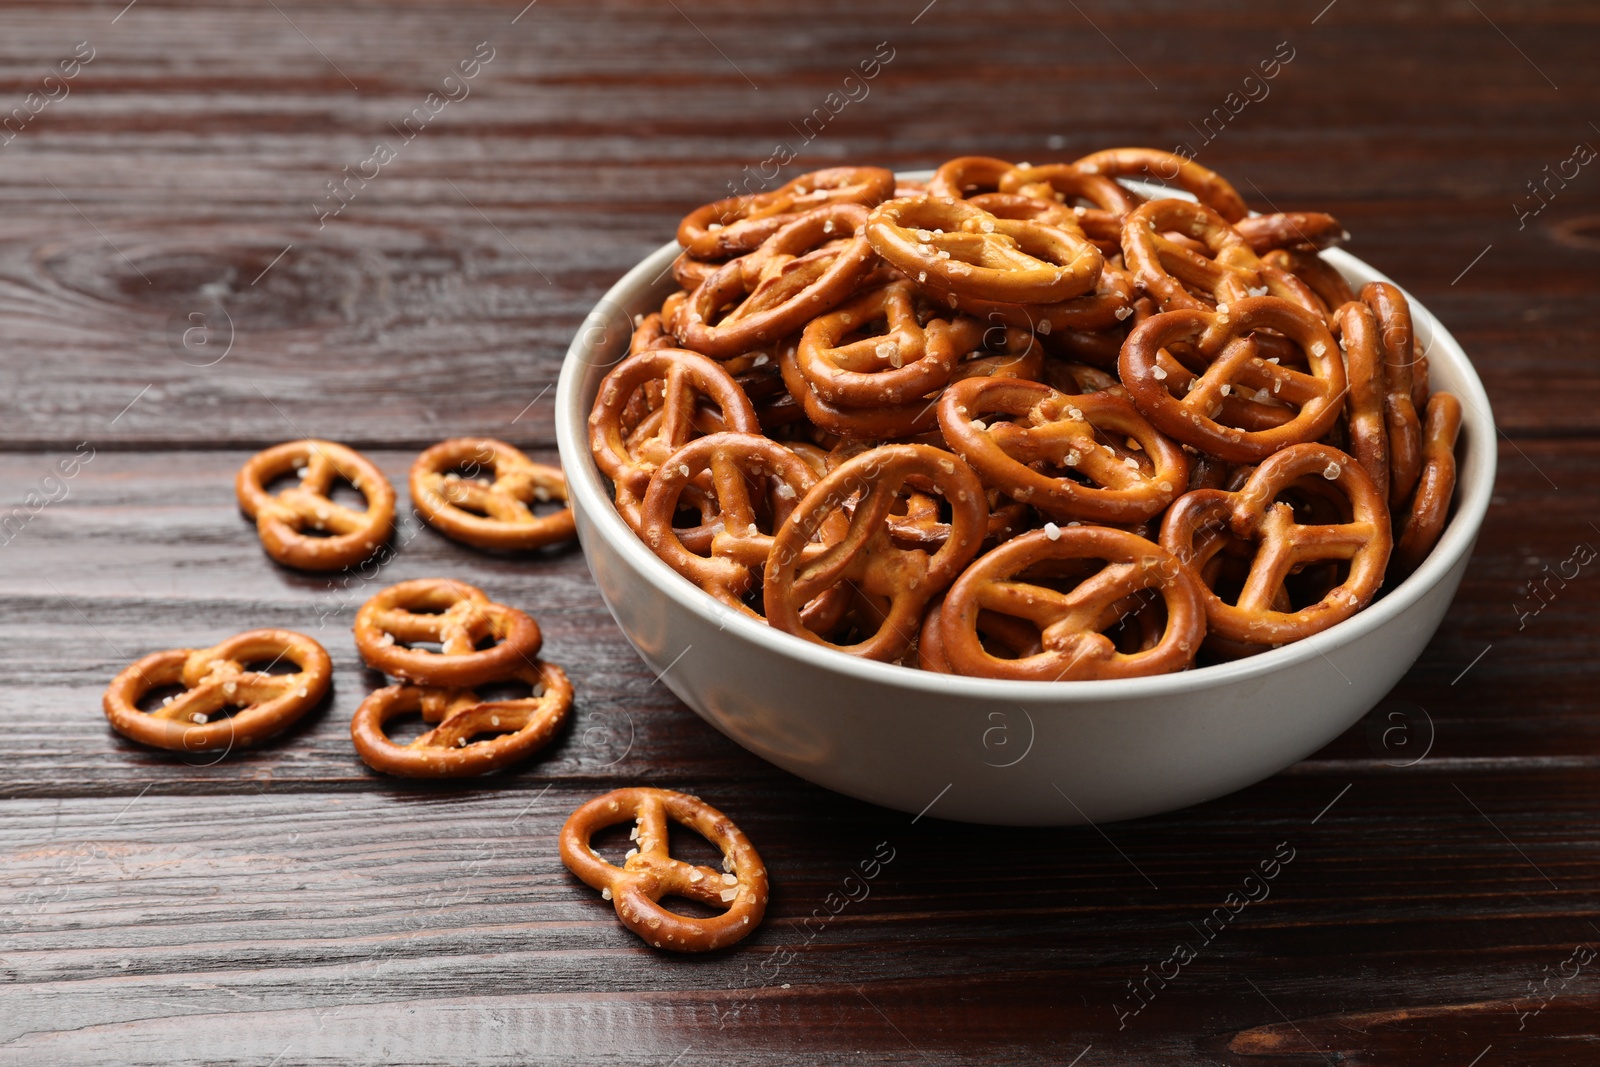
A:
[1160,443,1392,646]
[589,348,760,521]
[103,628,331,752]
[778,340,943,440]
[1360,282,1425,508]
[1074,147,1249,222]
[795,281,972,406]
[350,660,572,778]
[1121,199,1320,315]
[1120,296,1348,462]
[677,203,878,358]
[997,162,1144,254]
[938,378,1187,523]
[411,438,574,552]
[763,444,988,661]
[939,526,1206,680]
[236,439,395,571]
[1333,301,1391,501]
[947,261,1137,333]
[560,787,768,953]
[639,432,844,619]
[865,196,1104,306]
[1393,392,1462,577]
[1237,213,1347,255]
[354,578,543,687]
[677,166,894,260]
[1263,247,1356,318]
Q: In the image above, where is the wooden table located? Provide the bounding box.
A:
[4,2,1597,1063]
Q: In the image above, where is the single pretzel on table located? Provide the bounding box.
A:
[1119,295,1348,463]
[103,629,331,752]
[560,787,768,952]
[938,526,1207,680]
[350,660,572,778]
[410,437,575,552]
[236,439,395,571]
[1160,442,1392,647]
[763,443,989,662]
[354,578,543,687]
[937,377,1189,524]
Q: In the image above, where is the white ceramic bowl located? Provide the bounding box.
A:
[554,178,1496,826]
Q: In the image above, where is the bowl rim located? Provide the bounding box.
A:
[554,177,1497,703]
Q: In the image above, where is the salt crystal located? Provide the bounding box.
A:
[1044,522,1062,541]
[1153,366,1168,381]
[1322,462,1341,480]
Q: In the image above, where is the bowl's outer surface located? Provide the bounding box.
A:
[554,182,1496,825]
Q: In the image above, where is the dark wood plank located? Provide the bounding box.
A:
[0,1,1595,448]
[2,767,1596,1063]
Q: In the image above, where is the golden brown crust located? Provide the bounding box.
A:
[559,788,768,953]
[103,629,331,752]
[350,660,572,778]
[411,438,575,552]
[353,578,543,687]
[236,439,394,571]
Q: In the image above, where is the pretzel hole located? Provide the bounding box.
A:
[972,614,1043,662]
[1106,596,1169,654]
[587,821,641,868]
[658,893,726,919]
[476,679,535,703]
[242,657,303,676]
[206,702,253,721]
[327,478,367,512]
[136,683,188,714]
[262,471,305,496]
[822,587,898,646]
[379,710,435,746]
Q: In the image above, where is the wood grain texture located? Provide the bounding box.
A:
[2,0,1597,1063]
